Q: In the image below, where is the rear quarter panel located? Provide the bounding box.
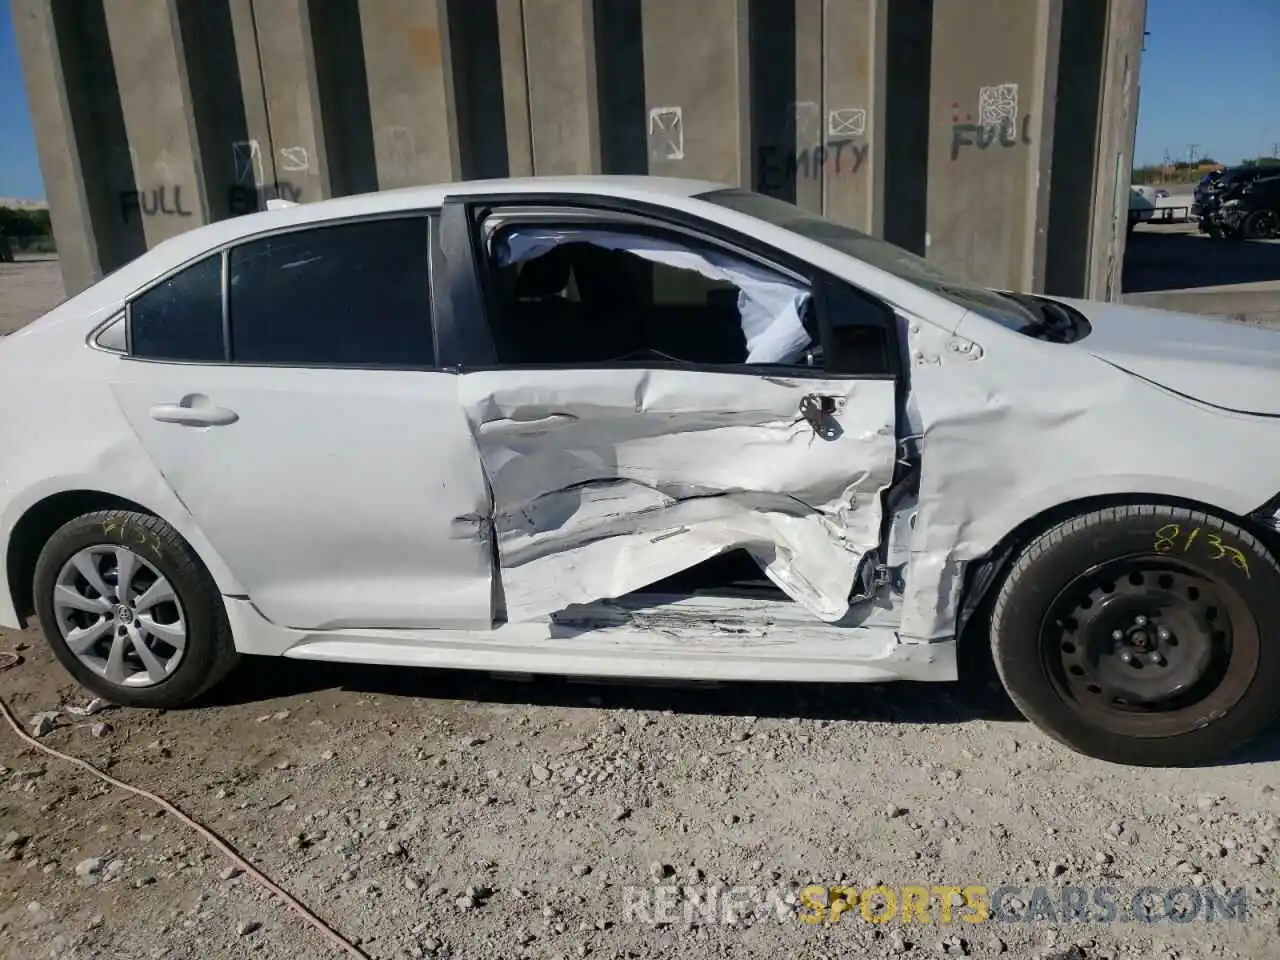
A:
[0,305,245,629]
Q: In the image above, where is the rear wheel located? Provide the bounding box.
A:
[990,504,1280,765]
[33,510,238,708]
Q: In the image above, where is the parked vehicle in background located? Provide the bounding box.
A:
[1198,172,1280,240]
[1194,166,1280,237]
[1127,185,1157,231]
[1193,169,1226,208]
[6,176,1280,767]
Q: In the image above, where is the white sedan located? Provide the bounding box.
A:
[3,176,1280,766]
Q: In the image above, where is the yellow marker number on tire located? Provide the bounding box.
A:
[1152,524,1251,578]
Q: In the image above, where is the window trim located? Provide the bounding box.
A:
[86,311,128,355]
[119,209,445,371]
[481,205,811,287]
[457,198,897,381]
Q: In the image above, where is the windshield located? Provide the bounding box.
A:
[698,187,1040,332]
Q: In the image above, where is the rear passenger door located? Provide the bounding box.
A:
[439,199,900,625]
[108,214,494,631]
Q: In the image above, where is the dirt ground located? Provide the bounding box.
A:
[0,257,64,335]
[3,247,1280,960]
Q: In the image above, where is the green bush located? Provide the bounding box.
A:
[0,207,57,254]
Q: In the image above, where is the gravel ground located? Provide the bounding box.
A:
[2,637,1279,960]
[3,248,1280,960]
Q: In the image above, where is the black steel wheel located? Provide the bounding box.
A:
[991,504,1280,765]
[1043,559,1255,738]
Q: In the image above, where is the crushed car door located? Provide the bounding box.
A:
[449,209,898,624]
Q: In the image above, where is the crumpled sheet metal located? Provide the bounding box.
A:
[895,309,1280,644]
[459,368,896,624]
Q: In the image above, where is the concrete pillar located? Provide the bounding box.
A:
[494,0,534,178]
[925,0,1061,290]
[790,0,823,214]
[101,0,208,249]
[447,0,516,179]
[11,0,106,293]
[1086,0,1147,300]
[12,0,1147,301]
[594,0,648,174]
[521,0,601,175]
[358,0,460,188]
[177,1,263,223]
[642,0,750,186]
[880,0,932,252]
[1043,0,1109,297]
[224,0,279,212]
[821,0,886,232]
[247,0,331,201]
[309,0,379,196]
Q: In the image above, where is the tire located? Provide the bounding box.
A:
[1242,210,1280,240]
[33,509,238,708]
[990,504,1280,766]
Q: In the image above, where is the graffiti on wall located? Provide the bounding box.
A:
[114,137,308,224]
[118,182,308,223]
[228,138,303,215]
[949,83,1033,160]
[119,186,195,223]
[756,103,870,192]
[648,106,684,162]
[226,182,303,216]
[756,139,870,191]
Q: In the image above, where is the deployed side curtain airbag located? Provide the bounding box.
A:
[494,227,813,364]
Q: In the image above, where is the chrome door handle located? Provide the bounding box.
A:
[149,400,239,427]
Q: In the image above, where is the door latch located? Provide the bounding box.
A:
[798,393,840,440]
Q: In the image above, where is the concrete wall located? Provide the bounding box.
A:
[14,0,1146,299]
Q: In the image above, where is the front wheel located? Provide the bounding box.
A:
[990,504,1280,766]
[33,509,239,708]
[1242,209,1280,240]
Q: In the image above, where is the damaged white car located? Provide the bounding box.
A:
[4,176,1280,766]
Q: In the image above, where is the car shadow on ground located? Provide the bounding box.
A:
[201,654,1280,767]
[205,653,1023,725]
[1123,228,1280,293]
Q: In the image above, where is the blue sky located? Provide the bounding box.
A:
[1134,0,1280,166]
[0,0,1276,198]
[0,4,41,197]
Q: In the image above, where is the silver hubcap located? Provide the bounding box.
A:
[53,546,187,688]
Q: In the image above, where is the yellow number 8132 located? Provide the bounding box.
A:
[1152,523,1251,578]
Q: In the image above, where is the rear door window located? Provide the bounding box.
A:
[228,217,434,367]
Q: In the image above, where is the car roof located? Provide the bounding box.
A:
[1225,165,1278,180]
[76,176,729,304]
[211,175,722,242]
